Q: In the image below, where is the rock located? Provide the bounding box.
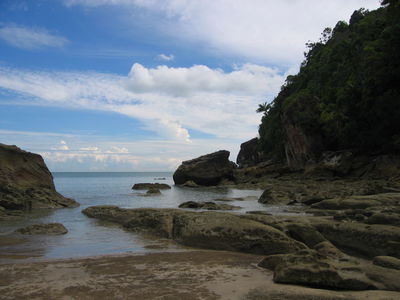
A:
[15,223,68,235]
[311,193,400,210]
[373,256,400,270]
[180,180,199,188]
[132,183,171,190]
[273,250,379,291]
[0,143,79,216]
[146,188,161,195]
[178,201,241,210]
[245,211,272,216]
[313,241,345,259]
[236,138,264,168]
[173,150,235,186]
[311,219,400,258]
[82,206,306,255]
[367,212,400,226]
[258,254,286,270]
[284,222,326,248]
[258,188,275,204]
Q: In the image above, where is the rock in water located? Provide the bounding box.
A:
[146,188,161,195]
[173,150,235,186]
[178,201,241,210]
[82,206,306,255]
[132,183,171,190]
[15,223,68,235]
[0,143,79,215]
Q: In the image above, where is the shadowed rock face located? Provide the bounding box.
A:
[236,138,264,168]
[0,144,79,216]
[173,150,235,186]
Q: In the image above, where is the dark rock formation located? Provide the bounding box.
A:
[15,223,68,235]
[236,138,263,168]
[146,188,161,195]
[373,256,400,270]
[132,183,171,190]
[83,206,306,255]
[178,201,240,210]
[272,249,400,291]
[0,144,79,218]
[173,150,235,186]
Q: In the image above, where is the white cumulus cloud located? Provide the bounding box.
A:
[0,24,68,50]
[0,63,286,142]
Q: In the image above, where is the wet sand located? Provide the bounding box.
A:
[1,250,400,300]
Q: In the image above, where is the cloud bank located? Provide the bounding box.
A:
[0,63,286,142]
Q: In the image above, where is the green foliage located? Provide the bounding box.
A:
[258,2,400,158]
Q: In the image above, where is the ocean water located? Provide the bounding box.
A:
[0,172,274,263]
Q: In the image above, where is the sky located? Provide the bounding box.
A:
[0,0,381,171]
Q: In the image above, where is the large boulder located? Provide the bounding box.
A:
[82,206,306,255]
[0,144,78,216]
[173,150,235,186]
[236,138,264,168]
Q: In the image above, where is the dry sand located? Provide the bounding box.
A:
[1,250,399,300]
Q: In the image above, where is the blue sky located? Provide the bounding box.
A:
[0,0,381,171]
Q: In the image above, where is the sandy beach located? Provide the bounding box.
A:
[1,250,400,300]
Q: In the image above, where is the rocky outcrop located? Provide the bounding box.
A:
[236,138,264,168]
[15,223,68,235]
[132,183,171,190]
[178,201,241,210]
[0,144,79,218]
[270,249,400,291]
[173,150,236,186]
[83,206,306,255]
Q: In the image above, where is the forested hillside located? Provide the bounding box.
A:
[257,0,400,167]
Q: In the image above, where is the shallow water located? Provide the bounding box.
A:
[0,172,303,263]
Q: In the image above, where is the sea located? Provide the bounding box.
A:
[0,172,299,263]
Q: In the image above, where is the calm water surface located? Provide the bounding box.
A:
[0,172,299,263]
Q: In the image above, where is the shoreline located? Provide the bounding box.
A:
[1,250,399,300]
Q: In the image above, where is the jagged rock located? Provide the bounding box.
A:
[82,206,306,255]
[132,183,171,190]
[0,143,79,217]
[236,138,263,168]
[173,150,235,186]
[178,201,240,210]
[15,223,68,235]
[373,256,400,270]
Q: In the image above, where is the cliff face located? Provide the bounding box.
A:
[0,143,78,215]
[257,3,400,170]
